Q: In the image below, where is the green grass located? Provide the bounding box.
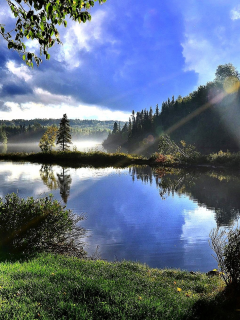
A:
[0,253,237,320]
[2,149,240,169]
[0,151,148,168]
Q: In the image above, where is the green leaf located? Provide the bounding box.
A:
[46,53,50,60]
[40,22,44,31]
[64,20,67,27]
[22,54,26,60]
[46,3,51,12]
[1,26,5,33]
[8,42,13,49]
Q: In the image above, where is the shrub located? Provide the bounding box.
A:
[209,226,240,287]
[158,135,200,163]
[0,193,85,258]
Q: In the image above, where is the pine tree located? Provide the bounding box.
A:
[56,114,72,151]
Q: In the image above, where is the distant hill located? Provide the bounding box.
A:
[0,119,125,130]
[0,119,126,143]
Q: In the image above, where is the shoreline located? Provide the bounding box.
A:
[0,151,238,170]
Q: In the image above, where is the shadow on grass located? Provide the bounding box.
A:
[185,284,240,320]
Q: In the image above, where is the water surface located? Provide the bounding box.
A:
[1,162,238,272]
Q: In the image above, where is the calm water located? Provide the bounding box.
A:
[1,161,239,272]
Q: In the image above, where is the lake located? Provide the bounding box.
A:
[1,161,239,272]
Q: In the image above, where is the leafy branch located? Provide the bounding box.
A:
[1,0,106,67]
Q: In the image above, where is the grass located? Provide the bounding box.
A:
[0,253,238,319]
[2,149,240,169]
[0,150,148,168]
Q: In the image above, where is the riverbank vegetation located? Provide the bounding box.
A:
[0,150,147,167]
[2,148,240,169]
[153,148,240,168]
[0,193,85,260]
[0,253,236,320]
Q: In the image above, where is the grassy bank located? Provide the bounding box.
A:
[152,150,240,169]
[1,150,240,169]
[0,253,237,320]
[0,151,148,168]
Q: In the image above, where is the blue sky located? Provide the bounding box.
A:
[1,0,240,120]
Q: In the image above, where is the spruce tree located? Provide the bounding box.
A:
[56,114,72,151]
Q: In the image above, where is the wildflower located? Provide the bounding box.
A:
[177,288,182,292]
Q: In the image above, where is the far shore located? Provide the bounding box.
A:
[0,150,239,170]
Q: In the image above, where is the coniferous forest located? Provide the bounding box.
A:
[103,64,240,155]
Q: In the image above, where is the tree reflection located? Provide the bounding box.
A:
[40,164,58,190]
[39,165,72,204]
[57,167,72,203]
[130,166,240,227]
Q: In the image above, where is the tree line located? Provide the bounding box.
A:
[0,119,124,144]
[103,63,240,155]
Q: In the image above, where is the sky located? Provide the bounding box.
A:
[1,0,240,121]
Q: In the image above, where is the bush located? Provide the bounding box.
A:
[158,135,200,163]
[209,226,240,287]
[0,193,85,258]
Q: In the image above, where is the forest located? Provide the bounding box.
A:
[103,64,240,155]
[0,119,125,144]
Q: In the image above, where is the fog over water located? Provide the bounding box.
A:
[0,141,106,153]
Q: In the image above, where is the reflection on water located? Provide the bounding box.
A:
[39,165,72,204]
[57,168,72,203]
[40,165,58,190]
[152,167,240,227]
[0,162,239,271]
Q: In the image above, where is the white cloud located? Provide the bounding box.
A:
[6,60,32,82]
[57,9,116,68]
[0,162,41,182]
[34,87,75,105]
[230,6,240,20]
[181,2,240,87]
[1,98,129,121]
[76,105,129,121]
[181,207,216,244]
[181,36,220,86]
[24,39,39,53]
